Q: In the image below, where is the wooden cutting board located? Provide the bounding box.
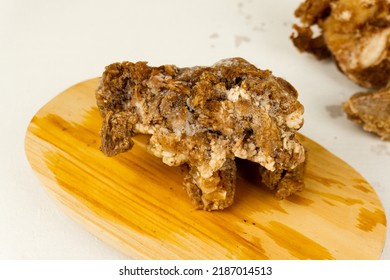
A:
[25,78,387,259]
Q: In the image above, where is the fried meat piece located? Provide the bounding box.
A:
[96,58,306,210]
[292,0,390,88]
[260,149,307,200]
[343,86,390,140]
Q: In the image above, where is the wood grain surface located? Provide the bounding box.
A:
[25,78,387,259]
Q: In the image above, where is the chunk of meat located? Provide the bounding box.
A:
[96,58,306,210]
[292,0,390,88]
[343,86,390,140]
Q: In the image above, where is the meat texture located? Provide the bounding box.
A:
[96,58,306,211]
[291,0,390,89]
[343,86,390,140]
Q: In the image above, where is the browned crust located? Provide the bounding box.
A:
[96,58,306,210]
[292,0,390,89]
[343,86,390,140]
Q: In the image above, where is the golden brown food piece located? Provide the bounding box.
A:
[292,0,390,88]
[260,149,307,199]
[343,86,390,140]
[96,58,306,210]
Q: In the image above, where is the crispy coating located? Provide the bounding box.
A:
[182,159,236,210]
[343,86,390,140]
[260,149,307,199]
[292,0,390,88]
[96,58,306,210]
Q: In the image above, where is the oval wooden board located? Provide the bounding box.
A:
[25,78,387,259]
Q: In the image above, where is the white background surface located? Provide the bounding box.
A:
[0,0,389,259]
